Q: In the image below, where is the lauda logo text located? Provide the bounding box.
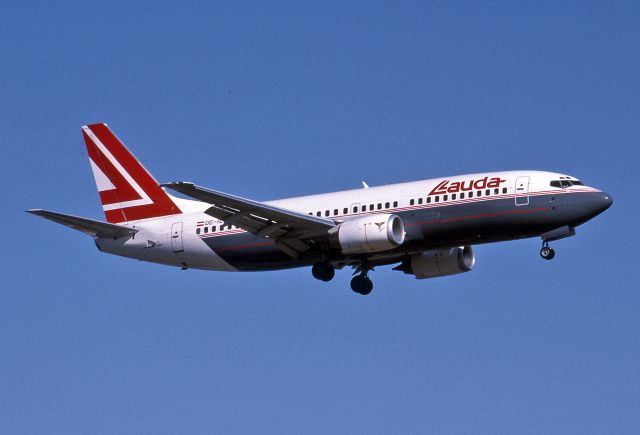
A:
[429,177,507,195]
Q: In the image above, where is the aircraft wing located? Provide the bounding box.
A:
[27,209,138,239]
[162,182,336,256]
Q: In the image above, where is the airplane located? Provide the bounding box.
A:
[28,123,613,295]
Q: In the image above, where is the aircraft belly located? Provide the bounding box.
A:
[201,233,311,271]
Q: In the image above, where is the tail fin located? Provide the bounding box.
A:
[82,123,181,224]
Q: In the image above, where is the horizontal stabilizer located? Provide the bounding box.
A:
[26,209,138,239]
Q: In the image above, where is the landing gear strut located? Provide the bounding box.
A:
[540,241,556,260]
[312,262,335,282]
[350,273,373,295]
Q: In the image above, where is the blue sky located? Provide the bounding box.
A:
[2,1,639,433]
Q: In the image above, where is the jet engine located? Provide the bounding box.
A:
[394,246,475,279]
[331,213,405,254]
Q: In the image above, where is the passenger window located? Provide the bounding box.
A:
[485,189,490,195]
[385,202,390,208]
[333,209,338,216]
[418,198,423,205]
[393,201,398,207]
[502,187,507,194]
[220,225,225,231]
[212,226,216,232]
[460,192,465,199]
[443,194,448,201]
[369,204,374,211]
[196,228,201,235]
[410,199,415,205]
[469,192,473,198]
[494,188,499,195]
[316,211,321,217]
[426,197,431,204]
[325,210,330,217]
[361,205,366,212]
[435,196,439,202]
[343,207,348,214]
[204,227,208,233]
[353,206,358,213]
[377,203,382,210]
[477,191,481,197]
[452,194,456,200]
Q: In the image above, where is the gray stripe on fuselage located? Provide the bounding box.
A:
[199,191,605,271]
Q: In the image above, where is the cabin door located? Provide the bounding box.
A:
[515,176,530,206]
[171,222,184,253]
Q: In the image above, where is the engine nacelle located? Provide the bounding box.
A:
[395,246,475,279]
[331,214,405,254]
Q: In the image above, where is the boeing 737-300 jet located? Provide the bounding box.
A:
[28,123,613,295]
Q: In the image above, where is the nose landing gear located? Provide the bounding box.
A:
[539,226,575,260]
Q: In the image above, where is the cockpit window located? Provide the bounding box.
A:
[551,179,584,188]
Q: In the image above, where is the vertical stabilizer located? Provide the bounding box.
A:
[82,123,181,224]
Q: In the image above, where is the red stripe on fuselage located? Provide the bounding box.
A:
[202,202,554,252]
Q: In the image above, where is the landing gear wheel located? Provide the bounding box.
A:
[312,262,335,282]
[540,246,555,260]
[350,274,373,295]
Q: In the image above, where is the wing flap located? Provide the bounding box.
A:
[162,182,335,240]
[27,209,138,239]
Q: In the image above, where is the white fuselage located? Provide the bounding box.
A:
[95,170,603,271]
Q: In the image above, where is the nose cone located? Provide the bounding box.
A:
[584,191,613,220]
[600,192,614,213]
[559,190,613,227]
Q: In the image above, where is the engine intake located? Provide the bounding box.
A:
[331,214,405,254]
[394,246,475,279]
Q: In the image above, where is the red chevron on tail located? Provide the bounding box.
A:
[82,123,181,224]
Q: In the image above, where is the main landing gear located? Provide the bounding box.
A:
[311,261,374,295]
[312,262,335,282]
[350,273,373,295]
[350,263,374,295]
[540,241,556,260]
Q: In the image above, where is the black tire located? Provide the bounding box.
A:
[312,262,335,282]
[540,246,555,260]
[360,277,373,295]
[350,275,373,295]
